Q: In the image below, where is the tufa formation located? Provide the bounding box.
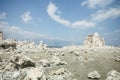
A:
[83,32,105,48]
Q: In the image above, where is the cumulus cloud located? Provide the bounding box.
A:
[0,12,7,19]
[0,21,44,40]
[91,7,120,21]
[81,0,114,8]
[47,2,95,28]
[47,2,71,26]
[21,11,32,23]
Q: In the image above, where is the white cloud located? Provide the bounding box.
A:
[81,0,113,8]
[0,12,7,19]
[47,2,95,28]
[91,7,120,21]
[47,2,71,26]
[21,11,32,23]
[72,20,95,28]
[0,21,44,39]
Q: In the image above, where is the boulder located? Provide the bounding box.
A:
[10,54,35,69]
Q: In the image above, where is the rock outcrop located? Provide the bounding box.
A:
[83,32,105,48]
[10,54,35,69]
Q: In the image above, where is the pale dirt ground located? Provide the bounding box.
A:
[23,48,120,80]
[0,48,120,80]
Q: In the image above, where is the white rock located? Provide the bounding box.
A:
[88,71,101,79]
[49,68,72,80]
[50,56,67,66]
[105,70,120,80]
[24,67,46,80]
[12,71,20,79]
[39,59,50,67]
[11,54,35,69]
[83,32,105,48]
[115,56,120,62]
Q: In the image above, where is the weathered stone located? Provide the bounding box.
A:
[0,31,3,42]
[83,32,105,48]
[4,62,15,71]
[10,54,35,69]
[50,56,67,66]
[0,39,17,50]
[115,56,120,62]
[88,71,101,79]
[23,67,46,80]
[12,71,20,79]
[2,70,21,80]
[49,68,73,80]
[105,70,120,80]
[39,59,50,67]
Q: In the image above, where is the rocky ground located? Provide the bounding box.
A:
[0,40,120,80]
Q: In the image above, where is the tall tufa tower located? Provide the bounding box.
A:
[0,31,3,42]
[83,32,105,48]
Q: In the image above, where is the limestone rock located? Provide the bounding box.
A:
[49,68,73,80]
[10,54,35,69]
[2,70,21,80]
[88,71,101,79]
[1,39,17,49]
[0,31,3,42]
[50,56,67,66]
[39,59,50,67]
[83,32,105,48]
[115,56,120,62]
[105,70,120,80]
[24,67,46,80]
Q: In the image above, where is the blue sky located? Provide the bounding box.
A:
[0,0,120,46]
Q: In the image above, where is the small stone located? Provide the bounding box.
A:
[88,71,101,79]
[49,68,73,80]
[105,70,120,80]
[115,56,120,62]
[12,71,20,79]
[39,59,50,67]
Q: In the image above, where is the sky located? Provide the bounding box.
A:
[0,0,120,46]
